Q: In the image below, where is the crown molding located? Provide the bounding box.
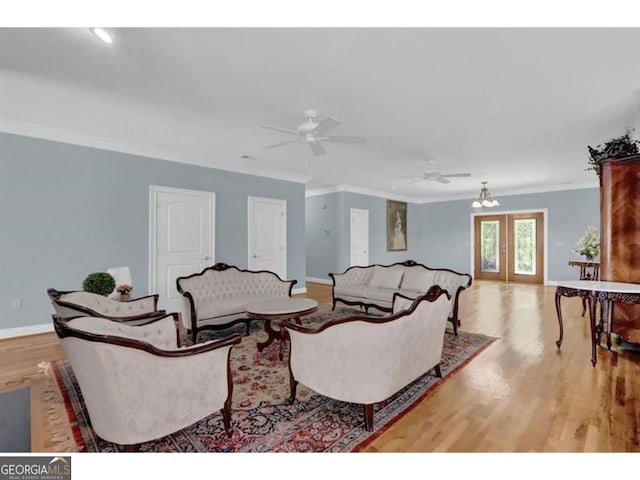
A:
[0,117,312,185]
[305,180,598,205]
[305,184,417,203]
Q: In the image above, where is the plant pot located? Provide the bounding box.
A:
[120,294,130,302]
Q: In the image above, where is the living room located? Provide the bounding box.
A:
[1,2,639,477]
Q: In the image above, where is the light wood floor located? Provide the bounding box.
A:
[2,281,639,452]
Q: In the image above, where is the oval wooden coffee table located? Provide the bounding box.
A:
[247,298,318,360]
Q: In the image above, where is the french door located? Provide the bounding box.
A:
[474,212,544,284]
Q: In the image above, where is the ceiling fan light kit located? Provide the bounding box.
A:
[472,181,500,208]
[259,109,366,156]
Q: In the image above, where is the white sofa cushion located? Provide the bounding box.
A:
[392,295,415,313]
[196,294,284,320]
[400,268,437,291]
[369,266,404,289]
[334,285,369,299]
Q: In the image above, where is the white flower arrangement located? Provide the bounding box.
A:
[573,226,600,259]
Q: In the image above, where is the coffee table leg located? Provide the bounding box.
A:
[256,319,277,353]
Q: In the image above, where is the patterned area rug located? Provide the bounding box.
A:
[43,305,496,452]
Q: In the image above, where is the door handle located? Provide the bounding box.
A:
[203,256,212,261]
[252,254,259,259]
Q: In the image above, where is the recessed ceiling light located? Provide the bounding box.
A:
[90,28,113,44]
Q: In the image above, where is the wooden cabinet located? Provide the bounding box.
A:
[600,155,640,343]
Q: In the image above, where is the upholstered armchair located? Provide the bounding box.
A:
[53,314,241,451]
[48,288,165,325]
[284,286,451,431]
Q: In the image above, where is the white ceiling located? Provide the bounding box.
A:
[1,28,639,202]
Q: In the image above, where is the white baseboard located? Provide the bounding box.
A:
[292,287,307,295]
[0,323,54,340]
[306,277,333,285]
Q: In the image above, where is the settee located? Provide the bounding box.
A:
[284,287,451,431]
[176,263,297,343]
[329,260,472,335]
[53,314,240,450]
[48,288,165,326]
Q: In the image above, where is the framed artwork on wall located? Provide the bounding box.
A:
[387,200,407,251]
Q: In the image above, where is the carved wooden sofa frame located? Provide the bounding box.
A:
[329,260,472,335]
[53,313,241,451]
[176,262,297,344]
[48,288,166,324]
[284,286,451,432]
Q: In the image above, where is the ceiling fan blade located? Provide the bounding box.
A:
[308,140,327,156]
[322,135,367,145]
[435,177,451,184]
[265,138,301,149]
[314,117,341,135]
[441,173,472,178]
[259,124,299,136]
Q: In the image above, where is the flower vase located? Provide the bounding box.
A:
[584,255,594,262]
[120,294,130,302]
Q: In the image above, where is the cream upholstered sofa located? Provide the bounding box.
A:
[284,287,451,431]
[329,260,472,335]
[176,263,297,343]
[53,313,241,451]
[48,288,165,326]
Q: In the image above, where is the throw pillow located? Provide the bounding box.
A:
[392,294,415,313]
[400,268,437,292]
[369,266,404,289]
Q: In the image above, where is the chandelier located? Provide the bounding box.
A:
[471,181,500,208]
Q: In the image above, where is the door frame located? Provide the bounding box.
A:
[247,196,287,277]
[469,208,548,285]
[148,185,216,295]
[350,208,370,266]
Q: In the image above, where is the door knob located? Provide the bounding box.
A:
[252,254,259,258]
[203,256,212,261]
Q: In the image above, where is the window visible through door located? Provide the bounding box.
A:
[473,211,544,284]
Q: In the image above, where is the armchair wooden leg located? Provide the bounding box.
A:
[120,444,137,452]
[244,319,251,336]
[433,363,442,378]
[222,402,232,438]
[288,375,298,404]
[191,328,198,344]
[363,404,374,432]
[332,299,336,311]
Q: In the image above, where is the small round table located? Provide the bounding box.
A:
[247,298,318,360]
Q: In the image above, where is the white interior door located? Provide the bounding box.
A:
[350,208,369,266]
[150,186,215,319]
[248,196,286,278]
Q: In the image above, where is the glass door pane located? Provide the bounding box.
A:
[480,220,500,273]
[514,218,536,275]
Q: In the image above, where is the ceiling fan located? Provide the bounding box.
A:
[259,109,366,156]
[400,171,472,184]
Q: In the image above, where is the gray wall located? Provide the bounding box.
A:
[417,188,600,280]
[0,132,306,330]
[305,191,420,279]
[306,187,600,282]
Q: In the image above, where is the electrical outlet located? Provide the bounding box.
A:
[11,298,22,310]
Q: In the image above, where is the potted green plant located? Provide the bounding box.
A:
[82,272,116,296]
[587,130,640,175]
